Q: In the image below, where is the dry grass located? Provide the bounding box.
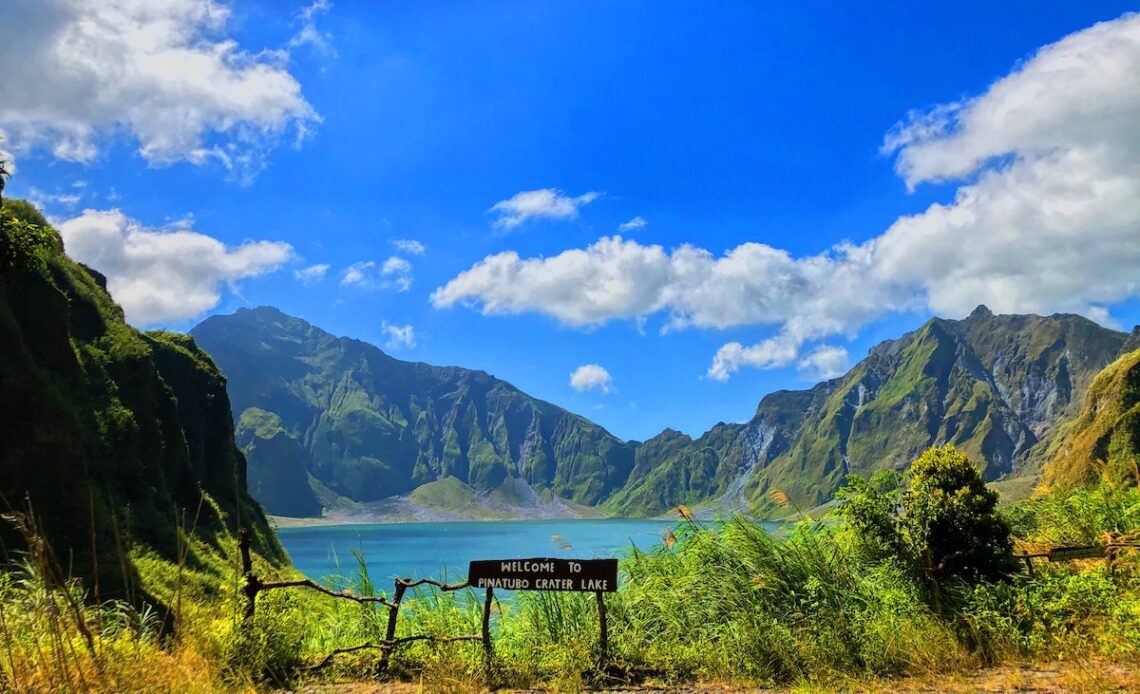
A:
[289,660,1140,693]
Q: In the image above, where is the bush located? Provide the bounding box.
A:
[837,445,1017,610]
[0,201,62,273]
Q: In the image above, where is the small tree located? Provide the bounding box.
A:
[837,445,1016,611]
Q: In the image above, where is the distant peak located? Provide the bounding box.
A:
[242,305,286,317]
[968,304,993,319]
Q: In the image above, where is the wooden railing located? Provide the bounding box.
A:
[1015,540,1140,576]
[238,530,485,672]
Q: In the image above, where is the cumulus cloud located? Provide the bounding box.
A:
[340,257,413,291]
[294,263,329,284]
[569,364,614,393]
[436,13,1140,380]
[797,345,850,381]
[57,209,292,325]
[489,188,601,229]
[432,235,888,334]
[618,216,646,232]
[392,238,426,255]
[380,321,415,351]
[0,0,318,181]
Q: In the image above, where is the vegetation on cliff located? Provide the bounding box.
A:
[0,198,283,604]
[1043,347,1140,489]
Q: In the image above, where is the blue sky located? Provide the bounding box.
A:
[4,1,1140,441]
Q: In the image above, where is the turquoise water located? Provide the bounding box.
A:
[277,519,681,585]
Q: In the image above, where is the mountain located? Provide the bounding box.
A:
[194,305,1132,521]
[0,199,283,599]
[607,306,1131,516]
[1043,346,1140,489]
[191,307,637,518]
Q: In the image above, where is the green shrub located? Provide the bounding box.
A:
[837,445,1017,611]
[0,204,62,273]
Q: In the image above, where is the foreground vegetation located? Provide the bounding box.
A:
[0,447,1137,692]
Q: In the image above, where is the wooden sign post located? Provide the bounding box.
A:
[468,558,618,592]
[469,558,618,665]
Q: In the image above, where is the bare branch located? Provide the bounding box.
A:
[308,635,482,670]
[257,577,395,607]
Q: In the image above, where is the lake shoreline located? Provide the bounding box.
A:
[270,513,677,528]
[273,518,722,583]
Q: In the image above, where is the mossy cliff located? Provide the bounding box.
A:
[1043,345,1140,489]
[0,200,283,600]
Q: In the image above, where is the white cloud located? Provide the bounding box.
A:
[27,187,82,210]
[0,0,318,181]
[431,235,886,334]
[797,345,850,381]
[294,263,329,284]
[617,216,646,232]
[392,238,426,255]
[489,188,601,229]
[380,321,415,351]
[436,14,1140,380]
[569,364,614,393]
[381,256,413,292]
[382,256,411,275]
[341,261,376,286]
[287,0,335,56]
[340,256,413,291]
[56,208,292,325]
[708,333,802,381]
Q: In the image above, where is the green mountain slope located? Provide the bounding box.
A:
[609,306,1130,516]
[1043,347,1140,489]
[193,304,1131,521]
[191,307,636,517]
[0,200,283,599]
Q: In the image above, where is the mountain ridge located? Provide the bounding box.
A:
[193,304,1134,520]
[191,306,638,517]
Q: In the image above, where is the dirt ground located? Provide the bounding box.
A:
[293,659,1140,693]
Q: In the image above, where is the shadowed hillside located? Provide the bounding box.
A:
[0,199,283,600]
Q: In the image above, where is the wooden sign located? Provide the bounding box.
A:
[1049,545,1105,561]
[468,557,618,592]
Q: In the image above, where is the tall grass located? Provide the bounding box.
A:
[286,502,1140,690]
[1,486,1138,692]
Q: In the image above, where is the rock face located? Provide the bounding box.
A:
[0,201,283,598]
[1043,347,1140,489]
[608,306,1131,516]
[191,307,637,517]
